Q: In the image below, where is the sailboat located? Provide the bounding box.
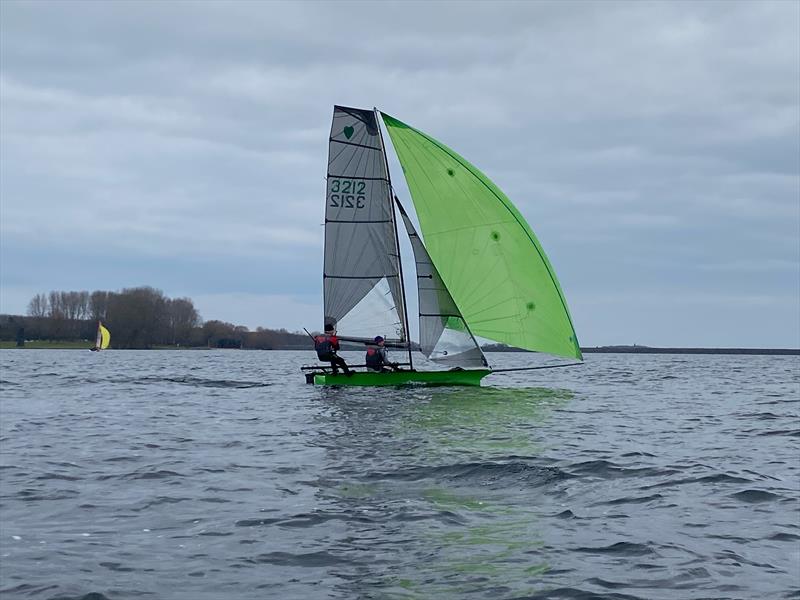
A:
[90,321,111,351]
[304,106,581,386]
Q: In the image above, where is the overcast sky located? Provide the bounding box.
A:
[1,0,798,347]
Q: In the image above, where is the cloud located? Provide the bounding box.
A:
[188,292,319,332]
[1,0,797,347]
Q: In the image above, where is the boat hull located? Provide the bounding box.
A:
[311,369,491,387]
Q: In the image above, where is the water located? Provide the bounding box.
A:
[0,350,798,600]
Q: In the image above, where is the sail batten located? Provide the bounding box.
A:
[381,112,581,360]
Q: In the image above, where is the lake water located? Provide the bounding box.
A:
[0,350,798,599]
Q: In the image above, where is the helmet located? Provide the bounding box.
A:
[374,336,384,343]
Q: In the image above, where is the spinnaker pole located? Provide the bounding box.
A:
[374,107,414,370]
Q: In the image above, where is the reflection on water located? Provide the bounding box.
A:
[317,385,574,598]
[398,386,573,459]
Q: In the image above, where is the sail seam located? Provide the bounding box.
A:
[326,175,388,181]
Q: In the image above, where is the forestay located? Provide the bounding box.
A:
[323,106,407,344]
[381,113,581,360]
[396,200,487,368]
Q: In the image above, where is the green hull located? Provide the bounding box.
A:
[312,369,491,387]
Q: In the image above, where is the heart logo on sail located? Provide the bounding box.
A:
[343,126,354,139]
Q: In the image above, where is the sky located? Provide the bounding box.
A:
[1,0,798,348]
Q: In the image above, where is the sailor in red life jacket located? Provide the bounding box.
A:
[314,324,353,376]
[365,336,398,373]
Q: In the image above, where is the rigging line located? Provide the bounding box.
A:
[490,362,584,373]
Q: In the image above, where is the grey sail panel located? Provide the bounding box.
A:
[396,200,487,368]
[324,106,407,343]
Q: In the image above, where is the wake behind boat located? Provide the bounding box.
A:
[303,106,581,386]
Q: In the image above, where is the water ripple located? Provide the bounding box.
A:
[0,350,797,599]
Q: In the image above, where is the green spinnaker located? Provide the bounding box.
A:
[381,113,582,360]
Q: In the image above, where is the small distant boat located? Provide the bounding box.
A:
[305,106,581,386]
[90,321,110,351]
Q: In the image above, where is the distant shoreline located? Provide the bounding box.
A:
[1,341,798,355]
[580,346,799,356]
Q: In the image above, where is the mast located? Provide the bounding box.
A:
[374,107,413,370]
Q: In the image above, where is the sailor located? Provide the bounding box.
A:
[314,324,352,376]
[365,336,398,373]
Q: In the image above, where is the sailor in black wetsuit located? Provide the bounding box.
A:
[314,324,352,376]
[365,336,398,373]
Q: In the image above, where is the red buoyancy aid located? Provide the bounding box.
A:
[365,346,384,369]
[315,334,338,358]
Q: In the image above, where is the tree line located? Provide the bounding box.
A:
[0,286,309,350]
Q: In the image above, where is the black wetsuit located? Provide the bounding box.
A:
[365,346,395,373]
[314,334,350,374]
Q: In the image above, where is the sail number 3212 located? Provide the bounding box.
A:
[329,179,366,209]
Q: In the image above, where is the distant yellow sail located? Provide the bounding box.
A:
[97,322,111,350]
